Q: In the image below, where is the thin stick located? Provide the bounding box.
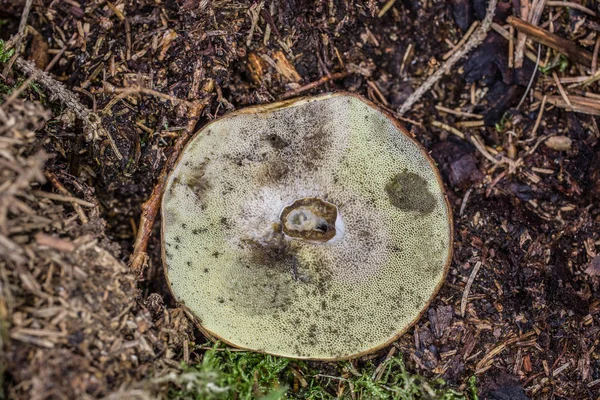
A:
[1,0,33,75]
[547,1,596,16]
[44,172,89,224]
[32,190,96,207]
[533,91,600,116]
[377,0,397,18]
[443,21,479,60]
[435,105,483,119]
[100,85,196,114]
[531,95,547,137]
[12,58,123,160]
[592,35,600,73]
[397,0,498,115]
[279,72,349,100]
[508,26,515,68]
[129,101,206,274]
[514,0,546,68]
[431,121,500,164]
[459,188,473,217]
[552,71,572,106]
[461,261,483,317]
[491,23,545,66]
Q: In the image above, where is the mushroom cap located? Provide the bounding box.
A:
[161,92,453,360]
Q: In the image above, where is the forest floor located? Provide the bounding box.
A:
[1,0,600,399]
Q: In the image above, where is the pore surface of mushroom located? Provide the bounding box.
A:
[162,93,452,360]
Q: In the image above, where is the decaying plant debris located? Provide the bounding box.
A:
[0,97,193,398]
[1,0,600,398]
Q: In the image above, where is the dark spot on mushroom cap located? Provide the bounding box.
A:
[385,171,436,214]
[185,160,211,201]
[266,133,288,149]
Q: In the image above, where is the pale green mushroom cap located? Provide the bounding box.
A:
[161,93,452,360]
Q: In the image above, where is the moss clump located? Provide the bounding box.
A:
[163,344,470,400]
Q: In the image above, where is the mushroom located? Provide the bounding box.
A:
[161,92,453,360]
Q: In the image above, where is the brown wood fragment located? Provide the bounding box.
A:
[272,50,301,83]
[279,71,349,100]
[523,354,532,372]
[507,16,593,67]
[247,52,266,84]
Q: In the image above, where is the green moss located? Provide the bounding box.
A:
[163,343,472,400]
[0,39,14,63]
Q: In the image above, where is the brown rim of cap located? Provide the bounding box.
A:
[160,91,454,361]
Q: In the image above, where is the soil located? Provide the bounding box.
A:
[1,0,600,399]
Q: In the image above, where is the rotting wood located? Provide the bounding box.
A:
[508,16,594,67]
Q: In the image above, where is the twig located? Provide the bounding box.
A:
[491,23,545,66]
[377,0,397,18]
[279,71,349,100]
[443,21,479,60]
[508,26,515,68]
[100,84,196,114]
[431,120,464,139]
[435,105,483,119]
[547,1,596,16]
[32,190,96,208]
[12,58,123,160]
[459,188,473,217]
[44,171,89,224]
[1,0,33,75]
[531,94,547,137]
[533,91,600,115]
[552,71,572,106]
[508,16,594,67]
[461,261,482,317]
[397,0,498,115]
[514,0,546,68]
[592,35,600,73]
[45,33,77,73]
[129,100,206,275]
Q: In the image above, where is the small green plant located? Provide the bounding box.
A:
[539,54,569,74]
[468,376,478,400]
[162,344,470,400]
[0,39,15,63]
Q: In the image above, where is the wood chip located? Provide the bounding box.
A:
[544,136,572,151]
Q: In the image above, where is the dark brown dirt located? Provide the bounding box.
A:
[1,0,600,398]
